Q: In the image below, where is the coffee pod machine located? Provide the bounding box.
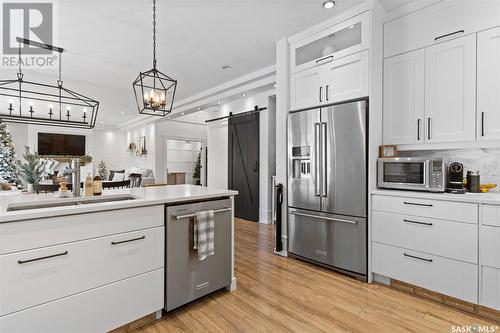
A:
[446,162,465,194]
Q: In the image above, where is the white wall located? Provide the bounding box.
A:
[155,120,207,183]
[92,129,128,173]
[125,123,156,171]
[207,89,276,223]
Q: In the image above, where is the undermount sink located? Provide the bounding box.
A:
[6,195,137,212]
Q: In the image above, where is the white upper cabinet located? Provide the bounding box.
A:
[291,12,369,74]
[290,66,322,110]
[477,26,500,141]
[383,50,425,145]
[324,50,369,104]
[290,50,369,110]
[424,35,476,143]
[384,1,500,58]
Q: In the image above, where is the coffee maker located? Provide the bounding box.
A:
[446,162,465,194]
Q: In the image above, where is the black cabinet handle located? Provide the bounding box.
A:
[434,30,465,41]
[404,253,433,263]
[316,55,333,64]
[403,219,433,226]
[319,86,323,103]
[326,85,329,102]
[417,119,421,141]
[427,118,432,140]
[18,251,68,264]
[403,201,433,207]
[481,112,485,137]
[111,235,145,245]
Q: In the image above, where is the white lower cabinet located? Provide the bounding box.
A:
[372,194,481,306]
[372,242,478,303]
[0,269,164,333]
[0,207,166,332]
[480,206,500,310]
[482,266,500,311]
[0,227,164,316]
[372,211,477,264]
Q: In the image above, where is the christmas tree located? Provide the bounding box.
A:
[0,121,19,185]
[97,160,108,179]
[193,150,202,185]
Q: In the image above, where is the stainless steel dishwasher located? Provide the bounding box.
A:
[165,198,232,311]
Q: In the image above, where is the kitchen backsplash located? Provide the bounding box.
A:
[400,148,500,189]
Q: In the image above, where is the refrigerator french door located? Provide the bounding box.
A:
[288,100,367,278]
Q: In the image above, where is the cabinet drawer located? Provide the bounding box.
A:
[0,269,164,333]
[0,205,164,255]
[372,195,478,224]
[480,225,500,270]
[384,1,500,58]
[0,227,164,316]
[482,205,500,227]
[481,266,500,311]
[373,211,477,264]
[372,242,478,303]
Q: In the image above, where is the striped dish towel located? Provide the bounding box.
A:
[193,210,215,261]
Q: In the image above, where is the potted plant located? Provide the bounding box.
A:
[16,146,47,192]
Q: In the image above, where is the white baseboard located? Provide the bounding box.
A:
[259,209,272,224]
[373,273,390,285]
[229,277,237,291]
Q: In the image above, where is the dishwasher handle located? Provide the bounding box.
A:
[174,207,231,220]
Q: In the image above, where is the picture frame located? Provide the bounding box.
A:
[137,136,147,156]
[379,145,398,158]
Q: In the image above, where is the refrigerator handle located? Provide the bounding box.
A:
[321,122,327,197]
[314,123,321,197]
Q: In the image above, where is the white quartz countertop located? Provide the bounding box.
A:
[371,188,500,205]
[0,185,237,223]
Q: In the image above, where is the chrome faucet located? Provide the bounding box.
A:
[61,159,81,197]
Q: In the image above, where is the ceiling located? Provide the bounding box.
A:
[377,0,416,12]
[2,0,366,127]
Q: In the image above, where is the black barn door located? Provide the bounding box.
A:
[228,113,260,222]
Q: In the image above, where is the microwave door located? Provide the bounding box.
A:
[321,101,367,218]
[288,108,321,211]
[379,160,428,189]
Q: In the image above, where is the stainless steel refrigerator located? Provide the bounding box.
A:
[287,99,367,279]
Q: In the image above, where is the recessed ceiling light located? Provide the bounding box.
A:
[273,83,277,88]
[241,93,246,97]
[197,107,202,111]
[181,112,185,115]
[323,0,335,9]
[222,65,232,70]
[217,101,223,105]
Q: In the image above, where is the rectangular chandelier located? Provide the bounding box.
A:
[0,38,99,129]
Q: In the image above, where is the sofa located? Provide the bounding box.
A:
[108,167,155,186]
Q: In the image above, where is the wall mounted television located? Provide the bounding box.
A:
[37,133,86,156]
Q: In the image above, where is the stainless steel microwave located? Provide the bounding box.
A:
[377,157,445,192]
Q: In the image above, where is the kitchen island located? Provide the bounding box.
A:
[0,185,237,333]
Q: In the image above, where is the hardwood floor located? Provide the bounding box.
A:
[138,218,497,332]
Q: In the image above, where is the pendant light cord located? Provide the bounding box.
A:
[152,0,157,70]
[17,43,22,76]
[58,52,62,82]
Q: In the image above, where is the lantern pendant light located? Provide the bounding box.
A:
[133,0,177,117]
